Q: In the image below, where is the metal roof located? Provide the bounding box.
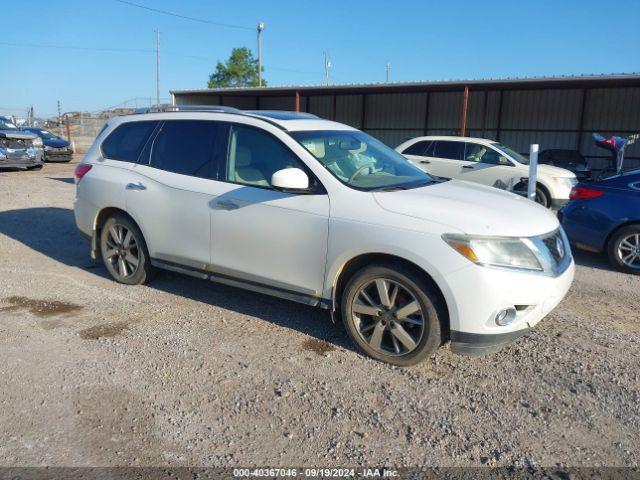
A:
[171,73,640,97]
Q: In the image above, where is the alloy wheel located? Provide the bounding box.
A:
[351,278,425,356]
[618,233,640,270]
[104,224,140,279]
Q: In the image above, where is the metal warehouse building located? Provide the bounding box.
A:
[171,74,640,170]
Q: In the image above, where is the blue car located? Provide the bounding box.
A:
[21,127,73,162]
[560,170,640,274]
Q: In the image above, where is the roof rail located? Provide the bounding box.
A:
[132,104,242,115]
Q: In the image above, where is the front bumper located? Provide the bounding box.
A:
[44,148,73,162]
[441,257,575,356]
[551,198,569,209]
[0,155,43,169]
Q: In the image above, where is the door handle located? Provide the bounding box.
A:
[419,160,431,164]
[126,182,147,191]
[215,199,240,210]
[462,165,475,169]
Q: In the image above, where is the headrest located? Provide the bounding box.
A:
[236,146,252,167]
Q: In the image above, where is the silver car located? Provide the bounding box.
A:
[0,118,44,170]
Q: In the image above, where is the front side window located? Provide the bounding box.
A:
[150,120,222,178]
[464,143,506,165]
[226,125,303,188]
[434,141,465,161]
[102,121,158,162]
[291,130,433,191]
[492,142,529,165]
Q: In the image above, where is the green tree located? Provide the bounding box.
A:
[207,47,265,88]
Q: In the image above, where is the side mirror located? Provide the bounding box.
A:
[271,168,310,192]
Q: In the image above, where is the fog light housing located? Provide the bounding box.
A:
[494,307,517,326]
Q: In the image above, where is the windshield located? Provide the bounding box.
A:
[0,119,17,130]
[291,130,433,190]
[492,142,529,165]
[30,129,58,140]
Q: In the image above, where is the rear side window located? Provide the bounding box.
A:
[402,140,430,156]
[102,121,158,162]
[150,120,224,179]
[434,141,465,160]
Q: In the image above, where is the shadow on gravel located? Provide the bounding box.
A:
[572,249,618,273]
[47,177,75,184]
[0,207,352,353]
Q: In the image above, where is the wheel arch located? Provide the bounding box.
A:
[91,207,145,259]
[330,252,450,337]
[604,220,640,251]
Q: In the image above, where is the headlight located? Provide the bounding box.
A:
[442,234,543,271]
[44,145,52,151]
[0,147,6,160]
[557,177,577,189]
[32,137,43,147]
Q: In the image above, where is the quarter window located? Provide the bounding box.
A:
[150,120,223,178]
[226,125,303,188]
[434,141,465,161]
[102,121,158,162]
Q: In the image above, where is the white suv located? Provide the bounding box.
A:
[74,107,574,366]
[396,136,578,208]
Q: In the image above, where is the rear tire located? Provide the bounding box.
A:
[607,225,640,275]
[340,263,445,366]
[100,214,155,285]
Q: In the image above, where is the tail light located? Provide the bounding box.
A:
[570,186,604,200]
[74,163,92,183]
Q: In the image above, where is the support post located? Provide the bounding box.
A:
[460,86,469,137]
[295,91,300,112]
[64,114,71,143]
[528,144,539,201]
[155,29,160,106]
[257,22,265,87]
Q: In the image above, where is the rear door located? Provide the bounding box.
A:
[124,120,227,270]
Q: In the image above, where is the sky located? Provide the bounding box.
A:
[1,0,639,118]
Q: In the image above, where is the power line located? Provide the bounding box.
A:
[113,0,253,31]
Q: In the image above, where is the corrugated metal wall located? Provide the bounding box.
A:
[176,86,640,170]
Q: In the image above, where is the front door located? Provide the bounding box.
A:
[457,142,518,190]
[209,123,330,299]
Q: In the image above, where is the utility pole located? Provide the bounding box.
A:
[155,29,160,106]
[323,52,331,86]
[386,63,390,83]
[57,100,62,135]
[257,22,265,87]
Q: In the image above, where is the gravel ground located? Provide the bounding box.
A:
[0,160,639,470]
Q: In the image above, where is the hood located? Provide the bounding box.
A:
[537,164,576,178]
[0,130,38,140]
[45,137,70,148]
[373,180,559,237]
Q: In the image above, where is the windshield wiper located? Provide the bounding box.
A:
[371,180,435,192]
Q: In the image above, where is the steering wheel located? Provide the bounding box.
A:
[349,163,376,183]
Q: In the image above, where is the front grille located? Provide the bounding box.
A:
[542,230,566,265]
[0,138,33,149]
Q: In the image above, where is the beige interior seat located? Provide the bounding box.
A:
[235,146,269,186]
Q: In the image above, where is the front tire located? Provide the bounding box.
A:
[607,225,640,275]
[100,214,155,285]
[341,263,445,366]
[535,186,550,208]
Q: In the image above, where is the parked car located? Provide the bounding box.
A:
[21,127,73,162]
[0,117,44,170]
[560,169,640,274]
[74,107,574,366]
[396,136,578,208]
[538,149,591,181]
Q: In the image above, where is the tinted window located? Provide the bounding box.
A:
[226,125,303,188]
[434,141,464,160]
[102,121,158,162]
[402,140,431,156]
[150,120,222,178]
[464,143,504,165]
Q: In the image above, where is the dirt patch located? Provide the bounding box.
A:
[78,322,130,340]
[0,296,82,317]
[302,338,336,356]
